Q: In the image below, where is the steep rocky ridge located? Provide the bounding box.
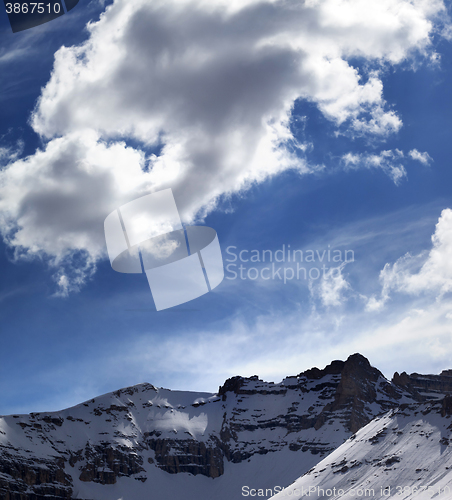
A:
[0,354,450,499]
[272,396,452,499]
[393,369,452,401]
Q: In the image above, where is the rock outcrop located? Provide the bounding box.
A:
[392,369,452,400]
[1,354,451,499]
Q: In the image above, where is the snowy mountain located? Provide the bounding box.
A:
[0,354,450,500]
[272,396,452,500]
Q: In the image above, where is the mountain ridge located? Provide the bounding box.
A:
[1,353,451,500]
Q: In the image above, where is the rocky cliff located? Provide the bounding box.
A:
[392,369,452,401]
[272,395,452,500]
[0,354,450,500]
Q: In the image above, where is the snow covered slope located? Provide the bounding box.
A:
[272,397,452,500]
[0,354,445,500]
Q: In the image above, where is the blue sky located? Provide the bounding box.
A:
[1,0,452,415]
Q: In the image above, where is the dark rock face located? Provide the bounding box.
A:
[218,376,245,400]
[146,437,224,477]
[0,451,73,500]
[1,354,452,499]
[441,394,452,417]
[392,370,452,401]
[313,353,403,433]
[301,359,345,380]
[77,443,146,484]
[211,354,412,463]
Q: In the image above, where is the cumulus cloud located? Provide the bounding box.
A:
[32,0,443,140]
[366,208,452,310]
[0,0,449,292]
[0,131,151,260]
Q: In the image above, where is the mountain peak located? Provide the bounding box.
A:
[345,352,372,366]
[2,354,452,499]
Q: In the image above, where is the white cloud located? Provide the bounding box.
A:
[342,149,407,184]
[0,141,23,165]
[342,147,433,184]
[0,0,449,292]
[364,294,387,313]
[310,262,351,307]
[33,291,452,404]
[409,148,433,165]
[0,131,151,260]
[366,208,452,310]
[33,0,442,140]
[8,206,452,410]
[52,255,97,297]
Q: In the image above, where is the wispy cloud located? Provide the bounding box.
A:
[0,141,23,165]
[310,262,351,307]
[341,148,432,184]
[6,206,449,414]
[29,288,452,412]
